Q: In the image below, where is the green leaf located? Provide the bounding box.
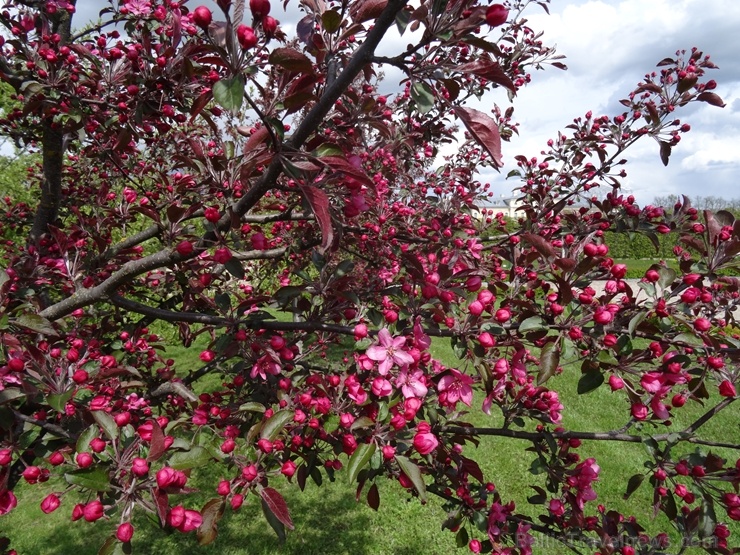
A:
[451,336,467,360]
[349,416,375,432]
[627,311,647,337]
[347,443,376,484]
[334,260,354,277]
[321,9,342,33]
[238,402,266,413]
[674,332,705,347]
[260,409,293,441]
[536,342,559,386]
[97,536,116,555]
[214,293,231,312]
[410,82,435,115]
[224,258,245,279]
[455,527,469,548]
[212,75,245,112]
[0,388,24,405]
[395,455,427,502]
[92,410,119,441]
[395,9,411,35]
[314,143,343,157]
[623,473,645,500]
[13,313,56,335]
[48,389,74,412]
[519,316,546,333]
[168,446,212,469]
[65,467,112,491]
[698,496,716,539]
[657,266,676,289]
[643,437,659,458]
[76,424,97,453]
[577,372,604,394]
[0,269,9,290]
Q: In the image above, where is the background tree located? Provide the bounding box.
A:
[0,1,737,555]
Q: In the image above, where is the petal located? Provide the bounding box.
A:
[377,328,392,347]
[392,350,414,366]
[366,345,388,362]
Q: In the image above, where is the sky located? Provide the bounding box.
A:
[64,1,740,205]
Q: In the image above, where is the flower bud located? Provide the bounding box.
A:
[117,522,134,542]
[40,493,61,514]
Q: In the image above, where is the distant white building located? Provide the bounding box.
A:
[473,196,525,219]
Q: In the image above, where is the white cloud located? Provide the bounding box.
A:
[490,0,740,203]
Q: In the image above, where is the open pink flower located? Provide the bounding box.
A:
[396,367,428,398]
[437,369,474,407]
[366,329,414,375]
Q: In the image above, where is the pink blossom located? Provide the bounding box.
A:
[123,0,152,16]
[0,490,17,515]
[41,493,61,515]
[371,377,393,397]
[250,355,281,380]
[548,498,565,516]
[640,372,663,393]
[168,505,202,532]
[83,500,105,522]
[516,522,534,555]
[396,367,428,398]
[413,317,431,350]
[413,422,438,454]
[117,522,135,542]
[487,501,510,541]
[366,329,414,375]
[437,369,474,407]
[719,380,737,397]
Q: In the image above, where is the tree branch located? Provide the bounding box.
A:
[683,397,735,435]
[12,410,71,439]
[37,0,409,322]
[441,425,740,450]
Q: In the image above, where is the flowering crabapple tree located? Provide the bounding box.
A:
[0,0,738,553]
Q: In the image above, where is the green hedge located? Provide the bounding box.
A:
[603,231,677,259]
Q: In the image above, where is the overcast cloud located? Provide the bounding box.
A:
[68,1,740,204]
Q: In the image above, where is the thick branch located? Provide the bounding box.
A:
[40,248,180,320]
[29,6,75,244]
[441,425,740,450]
[12,410,71,439]
[38,0,408,322]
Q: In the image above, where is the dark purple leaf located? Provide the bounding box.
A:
[269,48,313,73]
[522,232,556,259]
[153,488,169,526]
[197,498,225,546]
[460,456,484,483]
[296,15,314,45]
[454,107,503,168]
[367,483,380,511]
[300,185,335,254]
[696,92,725,107]
[349,0,387,23]
[147,419,167,462]
[659,140,671,166]
[536,341,560,386]
[232,0,245,25]
[260,486,294,530]
[457,58,516,93]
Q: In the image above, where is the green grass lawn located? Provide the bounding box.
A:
[4,334,739,554]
